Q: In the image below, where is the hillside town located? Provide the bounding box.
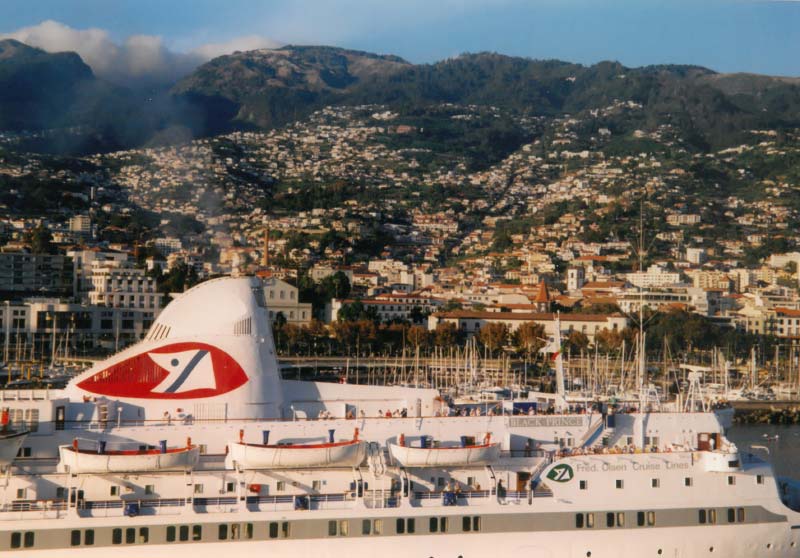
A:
[2,103,800,362]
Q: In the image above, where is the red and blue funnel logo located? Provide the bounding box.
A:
[77,342,248,399]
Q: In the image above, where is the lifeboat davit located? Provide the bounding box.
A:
[388,433,500,467]
[58,438,199,473]
[226,428,367,470]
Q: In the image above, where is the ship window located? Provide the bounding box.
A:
[231,524,240,540]
[226,482,235,493]
[615,479,624,489]
[651,478,660,488]
[757,475,764,485]
[699,510,707,524]
[607,513,615,528]
[396,519,405,534]
[71,530,81,546]
[23,532,33,548]
[125,528,134,544]
[219,524,228,540]
[637,512,645,527]
[56,487,66,499]
[269,523,279,539]
[328,520,348,537]
[113,529,122,545]
[10,533,21,549]
[727,476,736,486]
[685,477,693,487]
[282,522,290,538]
[709,509,717,524]
[737,508,745,522]
[576,514,585,528]
[167,526,176,542]
[616,513,625,527]
[110,486,119,496]
[145,485,155,495]
[647,512,656,526]
[586,513,595,528]
[192,525,202,541]
[139,528,148,544]
[407,519,415,534]
[179,525,189,541]
[429,517,448,533]
[312,480,322,491]
[277,481,286,492]
[363,520,373,535]
[194,484,204,494]
[246,523,253,539]
[85,530,95,545]
[727,508,736,523]
[580,480,588,490]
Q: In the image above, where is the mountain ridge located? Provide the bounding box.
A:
[2,42,800,153]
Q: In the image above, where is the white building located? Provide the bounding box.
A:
[262,277,312,325]
[567,267,585,292]
[87,261,162,311]
[624,264,683,288]
[67,249,129,301]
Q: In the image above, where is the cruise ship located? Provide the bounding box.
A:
[1,276,799,557]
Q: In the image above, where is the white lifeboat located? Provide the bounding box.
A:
[58,438,199,473]
[0,430,28,468]
[226,428,367,470]
[388,433,500,467]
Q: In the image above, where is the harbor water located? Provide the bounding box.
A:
[728,424,800,479]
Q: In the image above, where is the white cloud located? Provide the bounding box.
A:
[190,35,281,60]
[0,20,279,86]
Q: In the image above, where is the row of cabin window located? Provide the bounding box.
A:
[579,475,764,491]
[69,522,284,547]
[9,532,34,549]
[576,511,656,529]
[699,508,746,525]
[329,517,481,537]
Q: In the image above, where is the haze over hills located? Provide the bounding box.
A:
[3,41,800,154]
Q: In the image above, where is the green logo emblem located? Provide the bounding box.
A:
[546,463,574,483]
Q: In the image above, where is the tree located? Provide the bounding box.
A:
[321,271,351,300]
[512,322,546,357]
[565,330,590,353]
[477,323,509,355]
[338,300,379,323]
[595,327,624,353]
[434,322,459,347]
[406,325,430,350]
[27,225,54,254]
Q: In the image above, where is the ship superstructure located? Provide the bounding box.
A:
[0,276,799,557]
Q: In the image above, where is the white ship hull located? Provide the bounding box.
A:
[388,442,500,466]
[5,521,799,558]
[58,445,200,474]
[226,440,367,469]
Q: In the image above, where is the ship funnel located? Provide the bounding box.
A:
[65,277,284,420]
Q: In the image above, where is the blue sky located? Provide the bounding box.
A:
[3,0,800,77]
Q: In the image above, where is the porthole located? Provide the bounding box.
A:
[586,552,592,557]
[767,543,772,549]
[709,547,714,553]
[658,550,663,555]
